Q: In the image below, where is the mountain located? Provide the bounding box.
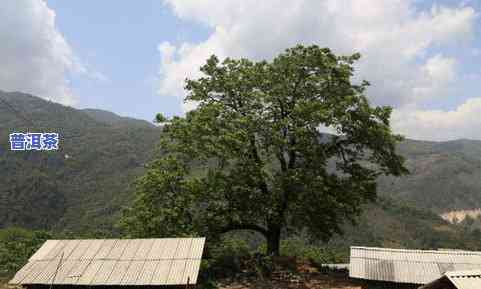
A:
[2,90,481,250]
[82,108,155,128]
[329,196,481,254]
[0,90,160,234]
[379,138,481,213]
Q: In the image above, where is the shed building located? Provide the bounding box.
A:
[419,270,481,289]
[349,246,481,288]
[9,238,205,289]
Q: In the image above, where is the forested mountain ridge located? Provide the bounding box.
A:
[379,138,481,213]
[0,90,160,234]
[2,90,481,249]
[82,108,155,128]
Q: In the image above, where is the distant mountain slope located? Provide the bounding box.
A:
[0,90,160,233]
[330,196,481,252]
[3,90,481,249]
[82,108,155,128]
[440,209,481,223]
[379,138,481,213]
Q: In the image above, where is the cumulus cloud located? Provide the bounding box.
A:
[392,98,481,141]
[0,0,89,105]
[411,54,458,101]
[159,0,479,140]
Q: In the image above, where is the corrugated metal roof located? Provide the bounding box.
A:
[349,246,481,285]
[420,270,481,289]
[447,270,481,289]
[9,238,205,286]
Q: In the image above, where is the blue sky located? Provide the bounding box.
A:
[2,1,481,140]
[46,0,210,121]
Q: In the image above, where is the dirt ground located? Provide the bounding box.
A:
[217,275,362,289]
[217,259,362,289]
[0,280,9,289]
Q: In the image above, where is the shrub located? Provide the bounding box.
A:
[0,227,51,277]
[256,238,347,266]
[204,237,251,279]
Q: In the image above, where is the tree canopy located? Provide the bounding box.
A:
[121,45,408,256]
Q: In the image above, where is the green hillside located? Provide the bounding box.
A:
[0,90,160,234]
[330,197,481,252]
[1,90,481,250]
[379,138,481,212]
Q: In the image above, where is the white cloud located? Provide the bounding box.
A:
[159,0,475,109]
[158,0,479,140]
[392,98,481,141]
[0,0,103,105]
[411,54,457,101]
[423,54,457,83]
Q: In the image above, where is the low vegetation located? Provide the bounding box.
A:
[0,228,50,279]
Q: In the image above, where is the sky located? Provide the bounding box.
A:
[2,0,481,141]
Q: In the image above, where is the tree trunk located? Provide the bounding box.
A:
[266,225,281,256]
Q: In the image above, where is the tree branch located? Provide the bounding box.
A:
[220,223,269,238]
[249,137,270,195]
[277,151,287,172]
[287,135,297,169]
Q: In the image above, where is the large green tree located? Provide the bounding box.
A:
[122,45,407,256]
